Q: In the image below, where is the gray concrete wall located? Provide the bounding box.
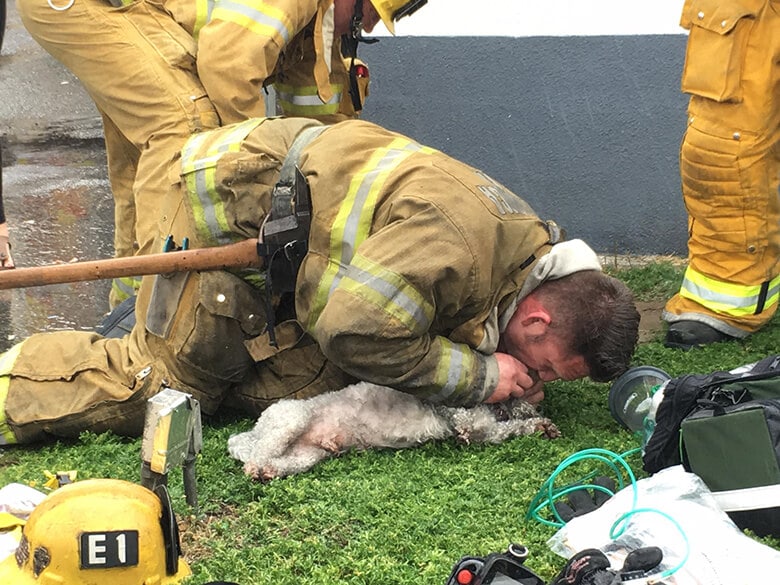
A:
[360,35,691,256]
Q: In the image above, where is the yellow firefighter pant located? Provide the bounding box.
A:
[664,0,780,336]
[16,0,220,307]
[0,271,351,443]
[0,120,353,444]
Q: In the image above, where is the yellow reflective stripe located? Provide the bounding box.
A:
[181,118,264,174]
[680,267,780,316]
[237,270,266,289]
[307,137,435,329]
[338,253,434,335]
[0,343,24,445]
[181,119,265,245]
[111,276,140,302]
[211,0,292,42]
[193,0,216,40]
[279,102,341,116]
[275,83,342,116]
[429,338,474,403]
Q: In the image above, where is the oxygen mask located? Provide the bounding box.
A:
[608,366,671,446]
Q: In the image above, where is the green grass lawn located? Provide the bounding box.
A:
[1,260,779,584]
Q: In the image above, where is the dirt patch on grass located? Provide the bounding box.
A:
[178,505,244,564]
[637,299,666,343]
[597,253,682,343]
[598,253,687,271]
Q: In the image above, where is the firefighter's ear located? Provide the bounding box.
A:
[520,310,551,336]
[515,295,553,336]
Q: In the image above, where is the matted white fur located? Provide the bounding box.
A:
[228,382,560,481]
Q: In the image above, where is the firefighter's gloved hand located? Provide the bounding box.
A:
[550,549,613,585]
[554,476,616,522]
[550,547,663,585]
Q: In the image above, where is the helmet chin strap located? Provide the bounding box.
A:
[342,0,379,112]
[349,0,380,45]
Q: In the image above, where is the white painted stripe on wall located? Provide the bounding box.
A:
[374,0,687,37]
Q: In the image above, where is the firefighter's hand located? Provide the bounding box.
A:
[550,547,664,585]
[487,353,545,404]
[0,223,14,269]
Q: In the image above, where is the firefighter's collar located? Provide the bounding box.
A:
[498,239,602,333]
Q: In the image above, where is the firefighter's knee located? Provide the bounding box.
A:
[145,270,267,402]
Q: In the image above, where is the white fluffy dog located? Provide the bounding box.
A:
[228,382,560,481]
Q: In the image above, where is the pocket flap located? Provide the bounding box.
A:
[199,271,266,336]
[243,319,306,361]
[681,0,764,33]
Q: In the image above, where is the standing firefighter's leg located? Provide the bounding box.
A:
[664,0,780,347]
[103,114,143,308]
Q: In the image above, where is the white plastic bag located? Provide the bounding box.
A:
[547,466,780,584]
[0,483,46,562]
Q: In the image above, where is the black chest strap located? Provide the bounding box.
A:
[257,124,327,347]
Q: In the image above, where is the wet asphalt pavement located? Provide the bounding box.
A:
[1,1,113,351]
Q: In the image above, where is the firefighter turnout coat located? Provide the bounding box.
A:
[0,118,586,444]
[663,0,780,336]
[17,0,362,308]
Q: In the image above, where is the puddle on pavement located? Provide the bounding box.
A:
[0,139,114,352]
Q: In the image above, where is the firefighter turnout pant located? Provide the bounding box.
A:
[16,0,220,308]
[0,270,350,444]
[664,0,780,336]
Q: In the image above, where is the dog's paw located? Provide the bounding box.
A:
[536,420,561,439]
[454,430,471,445]
[244,461,279,482]
[227,432,257,463]
[319,436,344,453]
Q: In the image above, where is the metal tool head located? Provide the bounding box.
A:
[141,388,202,475]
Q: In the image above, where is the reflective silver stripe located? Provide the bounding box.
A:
[194,0,216,38]
[111,276,140,301]
[181,119,262,174]
[275,88,341,107]
[681,268,780,316]
[427,340,469,403]
[681,277,755,309]
[181,120,265,244]
[331,142,424,295]
[212,0,291,43]
[342,261,431,334]
[307,138,436,332]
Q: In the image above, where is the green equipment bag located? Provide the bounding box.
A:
[643,355,780,537]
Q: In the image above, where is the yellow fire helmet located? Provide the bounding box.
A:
[369,0,428,34]
[0,478,192,585]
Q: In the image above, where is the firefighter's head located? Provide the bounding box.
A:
[0,479,191,584]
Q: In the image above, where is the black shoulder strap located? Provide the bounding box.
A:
[258,125,327,347]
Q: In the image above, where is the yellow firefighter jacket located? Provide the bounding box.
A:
[180,118,563,406]
[162,0,358,123]
[0,118,600,444]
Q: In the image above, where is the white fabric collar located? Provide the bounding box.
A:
[498,239,603,333]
